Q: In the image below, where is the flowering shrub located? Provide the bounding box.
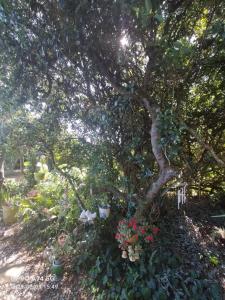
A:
[115,218,159,261]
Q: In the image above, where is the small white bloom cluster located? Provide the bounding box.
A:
[122,244,142,262]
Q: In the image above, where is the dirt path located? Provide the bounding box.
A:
[0,224,86,300]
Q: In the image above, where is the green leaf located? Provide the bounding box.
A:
[107,264,112,277]
[147,278,156,289]
[121,288,128,300]
[102,275,108,286]
[142,287,151,299]
[145,0,152,13]
[154,14,163,23]
[132,6,140,18]
[210,283,222,300]
[96,256,101,272]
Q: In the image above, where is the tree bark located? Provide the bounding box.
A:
[0,155,5,187]
[20,156,24,173]
[135,100,177,219]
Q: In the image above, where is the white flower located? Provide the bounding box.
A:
[128,246,134,254]
[134,253,140,261]
[122,251,127,259]
[129,255,136,262]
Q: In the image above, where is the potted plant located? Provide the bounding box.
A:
[0,185,17,225]
[97,196,110,219]
[51,257,63,277]
[51,232,71,277]
[98,205,110,219]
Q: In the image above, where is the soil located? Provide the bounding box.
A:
[0,223,88,300]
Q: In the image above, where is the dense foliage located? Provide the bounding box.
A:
[1,0,225,220]
[0,0,225,298]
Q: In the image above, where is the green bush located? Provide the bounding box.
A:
[87,245,223,300]
[73,216,223,300]
[71,215,119,274]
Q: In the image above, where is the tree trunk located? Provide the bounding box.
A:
[20,156,24,173]
[135,100,177,220]
[0,155,5,187]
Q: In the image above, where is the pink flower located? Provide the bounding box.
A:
[152,227,160,235]
[145,235,154,242]
[115,233,120,240]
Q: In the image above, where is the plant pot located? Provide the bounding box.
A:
[98,206,110,219]
[51,260,63,276]
[2,205,17,225]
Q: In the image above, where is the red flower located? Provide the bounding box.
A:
[139,227,146,235]
[145,235,154,242]
[115,233,126,240]
[152,227,160,235]
[133,223,137,231]
[128,218,137,228]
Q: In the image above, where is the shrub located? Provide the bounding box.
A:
[87,245,223,300]
[76,216,223,300]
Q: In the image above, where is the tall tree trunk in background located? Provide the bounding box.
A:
[135,100,177,221]
[20,156,24,173]
[0,154,5,187]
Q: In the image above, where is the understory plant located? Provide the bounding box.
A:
[0,181,23,207]
[88,243,223,300]
[51,232,73,262]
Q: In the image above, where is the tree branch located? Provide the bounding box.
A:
[185,125,225,168]
[92,185,137,203]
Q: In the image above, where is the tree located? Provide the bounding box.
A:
[0,0,225,220]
